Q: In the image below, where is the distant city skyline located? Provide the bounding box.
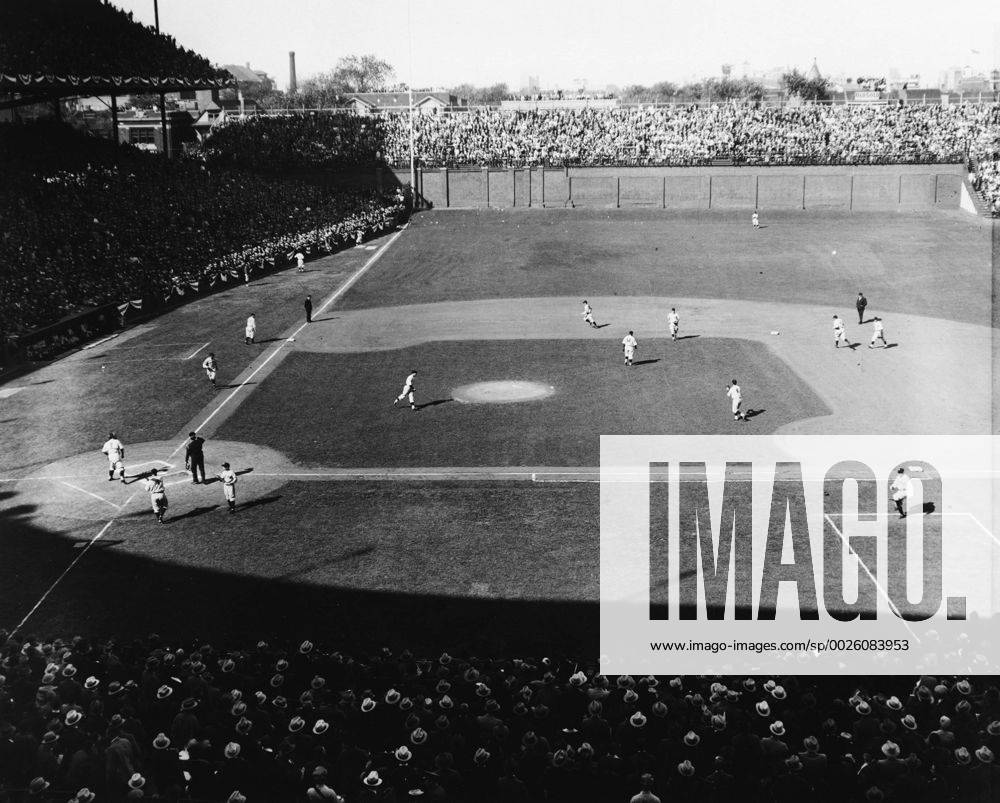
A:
[115,0,1000,92]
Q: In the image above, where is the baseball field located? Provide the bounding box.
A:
[0,207,995,657]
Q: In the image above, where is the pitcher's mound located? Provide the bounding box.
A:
[453,380,555,404]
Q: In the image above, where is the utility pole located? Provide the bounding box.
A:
[153,0,170,157]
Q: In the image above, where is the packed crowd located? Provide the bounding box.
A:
[972,160,1000,216]
[0,0,227,82]
[197,115,384,171]
[204,104,1000,172]
[0,633,997,802]
[0,123,406,341]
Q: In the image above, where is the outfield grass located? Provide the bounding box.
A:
[216,338,829,466]
[340,209,992,325]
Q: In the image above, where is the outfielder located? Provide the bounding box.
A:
[202,353,218,387]
[581,300,598,328]
[832,315,849,348]
[245,313,256,345]
[622,331,638,366]
[143,468,168,524]
[394,370,418,411]
[869,317,887,348]
[726,379,744,421]
[218,462,238,514]
[295,251,306,273]
[101,432,126,482]
[667,308,680,340]
[890,467,911,518]
[751,210,760,229]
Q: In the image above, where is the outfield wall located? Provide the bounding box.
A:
[384,165,969,211]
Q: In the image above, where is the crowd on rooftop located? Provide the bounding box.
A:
[0,633,997,802]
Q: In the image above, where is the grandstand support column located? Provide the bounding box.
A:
[159,93,169,158]
[444,168,450,207]
[527,168,532,208]
[111,94,119,146]
[616,177,620,208]
[483,167,490,207]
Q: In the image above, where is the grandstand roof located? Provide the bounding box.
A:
[0,0,232,106]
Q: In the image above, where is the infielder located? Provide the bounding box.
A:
[581,300,598,328]
[726,379,745,421]
[295,251,306,273]
[751,211,760,229]
[245,313,256,345]
[101,432,126,482]
[667,308,680,340]
[869,317,887,348]
[832,315,849,348]
[143,468,168,524]
[622,331,638,366]
[202,353,218,387]
[218,462,238,514]
[890,467,911,518]
[394,370,418,411]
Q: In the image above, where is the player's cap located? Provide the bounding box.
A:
[109,431,116,437]
[222,462,230,469]
[189,432,197,438]
[628,330,634,335]
[731,379,737,384]
[897,467,905,474]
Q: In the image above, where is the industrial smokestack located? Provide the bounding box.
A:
[289,51,297,94]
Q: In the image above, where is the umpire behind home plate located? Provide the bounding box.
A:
[185,432,206,484]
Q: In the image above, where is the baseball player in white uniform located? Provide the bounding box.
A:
[581,301,598,328]
[295,252,305,272]
[621,331,638,366]
[394,370,418,410]
[101,432,126,482]
[890,467,911,518]
[667,308,680,341]
[143,468,168,524]
[245,314,256,345]
[726,380,744,421]
[832,315,848,348]
[218,462,238,514]
[869,317,887,348]
[751,211,760,229]
[202,353,218,387]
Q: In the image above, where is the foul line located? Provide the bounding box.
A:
[824,513,919,641]
[11,518,117,636]
[59,481,121,510]
[169,224,410,459]
[183,341,211,360]
[12,227,412,634]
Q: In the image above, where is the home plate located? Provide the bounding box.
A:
[452,380,555,404]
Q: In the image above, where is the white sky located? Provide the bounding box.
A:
[119,0,1000,91]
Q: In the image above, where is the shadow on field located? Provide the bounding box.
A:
[417,398,454,410]
[0,487,601,656]
[674,335,700,341]
[632,359,660,366]
[743,408,766,420]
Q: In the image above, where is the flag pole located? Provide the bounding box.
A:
[408,0,416,210]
